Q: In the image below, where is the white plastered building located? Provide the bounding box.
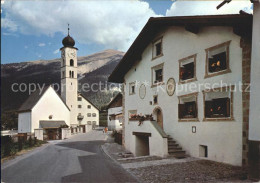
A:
[109,14,254,167]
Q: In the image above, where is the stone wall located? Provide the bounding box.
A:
[240,38,251,167]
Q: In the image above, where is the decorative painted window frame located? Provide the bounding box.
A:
[152,36,163,60]
[129,82,136,95]
[202,85,235,122]
[178,54,197,84]
[151,63,165,88]
[204,40,232,79]
[178,92,199,122]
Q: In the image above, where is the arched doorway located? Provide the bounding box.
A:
[153,107,163,129]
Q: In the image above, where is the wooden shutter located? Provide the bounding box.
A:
[205,101,213,118]
[226,98,230,117]
[178,104,185,119]
[192,101,197,118]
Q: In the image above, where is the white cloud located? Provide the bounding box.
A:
[1,17,18,32]
[53,49,59,54]
[38,43,46,47]
[1,1,160,51]
[166,1,252,16]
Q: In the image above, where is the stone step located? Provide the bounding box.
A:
[168,150,186,159]
[168,147,182,151]
[167,139,176,143]
[168,148,183,153]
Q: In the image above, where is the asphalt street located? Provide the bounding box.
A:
[1,130,138,183]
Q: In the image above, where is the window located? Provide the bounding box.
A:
[92,113,96,117]
[70,59,74,66]
[203,86,234,121]
[87,121,92,125]
[153,95,158,105]
[128,110,137,120]
[72,71,74,78]
[129,82,136,95]
[87,113,91,117]
[178,93,198,121]
[88,105,91,109]
[69,71,72,78]
[152,37,163,59]
[151,63,164,86]
[78,97,82,101]
[205,41,231,78]
[63,59,65,66]
[179,54,197,83]
[78,105,82,108]
[62,71,65,78]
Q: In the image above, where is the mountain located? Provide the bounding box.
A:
[1,49,124,114]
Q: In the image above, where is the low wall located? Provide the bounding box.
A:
[62,128,71,139]
[85,124,92,132]
[34,129,43,140]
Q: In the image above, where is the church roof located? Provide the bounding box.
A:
[18,86,70,113]
[108,14,252,83]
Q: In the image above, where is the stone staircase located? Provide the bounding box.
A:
[167,135,186,158]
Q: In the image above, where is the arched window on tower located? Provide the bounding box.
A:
[70,59,74,66]
[72,71,74,78]
[63,59,65,66]
[69,71,72,78]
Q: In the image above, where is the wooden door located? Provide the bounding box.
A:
[157,109,163,129]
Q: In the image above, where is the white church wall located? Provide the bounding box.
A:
[18,112,31,133]
[124,26,243,166]
[31,87,70,132]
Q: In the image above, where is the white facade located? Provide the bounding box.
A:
[107,106,123,130]
[18,86,70,133]
[77,94,99,126]
[124,26,244,166]
[61,47,78,126]
[249,2,260,141]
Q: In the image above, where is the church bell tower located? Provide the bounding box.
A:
[60,25,78,127]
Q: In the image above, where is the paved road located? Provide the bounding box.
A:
[1,130,138,183]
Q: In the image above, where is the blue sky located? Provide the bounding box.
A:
[1,0,252,64]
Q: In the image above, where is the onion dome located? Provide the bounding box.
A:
[62,35,75,47]
[62,24,75,47]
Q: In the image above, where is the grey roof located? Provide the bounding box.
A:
[40,120,67,128]
[18,86,50,112]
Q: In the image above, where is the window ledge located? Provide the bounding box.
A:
[129,93,136,96]
[152,53,164,61]
[178,77,197,85]
[203,117,235,122]
[178,118,200,122]
[151,82,165,88]
[204,68,231,79]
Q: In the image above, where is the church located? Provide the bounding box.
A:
[17,29,100,139]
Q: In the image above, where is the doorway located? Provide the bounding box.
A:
[153,107,163,129]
